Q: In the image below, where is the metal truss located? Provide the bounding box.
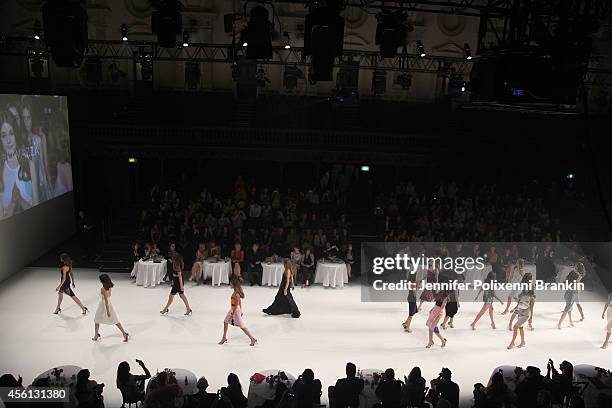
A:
[0,36,473,75]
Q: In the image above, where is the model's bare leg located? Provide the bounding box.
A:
[54,293,63,313]
[569,311,574,327]
[240,327,257,345]
[116,323,129,341]
[557,311,567,329]
[508,313,517,331]
[426,330,434,348]
[161,294,174,313]
[92,323,101,341]
[179,294,191,314]
[403,316,413,332]
[488,305,496,329]
[442,316,450,330]
[219,322,229,344]
[517,327,525,348]
[508,326,519,349]
[576,304,584,321]
[70,295,87,313]
[501,297,512,315]
[601,332,611,349]
[471,305,487,330]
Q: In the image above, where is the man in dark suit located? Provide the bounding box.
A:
[247,243,264,286]
[333,363,364,408]
[375,369,403,408]
[436,368,459,408]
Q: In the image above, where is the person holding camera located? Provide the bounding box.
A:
[434,368,459,408]
[333,363,364,408]
[116,359,151,405]
[545,359,574,407]
[293,369,322,408]
[75,369,104,408]
[374,368,403,408]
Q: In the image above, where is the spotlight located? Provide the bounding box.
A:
[566,173,575,180]
[33,20,41,40]
[461,83,466,92]
[241,6,272,59]
[464,43,472,60]
[375,10,412,58]
[182,29,189,47]
[121,24,128,41]
[283,32,291,49]
[416,40,426,57]
[304,2,344,81]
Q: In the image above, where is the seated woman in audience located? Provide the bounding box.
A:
[220,373,247,408]
[190,243,208,283]
[130,242,142,263]
[343,243,354,278]
[290,246,303,282]
[146,371,182,408]
[189,376,217,408]
[116,359,151,405]
[75,369,104,408]
[301,247,315,288]
[230,241,245,279]
[403,367,426,407]
[485,371,509,408]
[293,369,322,408]
[209,241,221,258]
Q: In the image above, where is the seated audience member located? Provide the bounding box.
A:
[486,371,509,408]
[186,376,217,408]
[403,367,426,407]
[221,373,248,408]
[190,243,208,283]
[146,371,182,408]
[435,368,459,408]
[293,369,322,408]
[375,368,403,408]
[436,399,451,408]
[301,247,315,288]
[116,359,151,405]
[323,242,339,261]
[514,366,544,408]
[74,369,104,408]
[247,242,264,286]
[333,363,364,408]
[131,242,142,263]
[230,242,245,279]
[545,360,574,406]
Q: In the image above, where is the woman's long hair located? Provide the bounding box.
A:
[230,276,245,299]
[60,253,72,268]
[116,361,130,388]
[76,369,90,391]
[99,273,114,289]
[0,110,31,186]
[172,253,184,271]
[407,367,423,385]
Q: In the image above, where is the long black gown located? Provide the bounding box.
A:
[262,272,301,318]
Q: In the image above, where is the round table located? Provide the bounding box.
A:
[202,260,231,286]
[315,261,349,288]
[359,368,383,408]
[171,368,198,396]
[247,369,295,408]
[262,263,285,286]
[488,365,520,393]
[34,365,82,388]
[574,364,612,407]
[131,259,167,287]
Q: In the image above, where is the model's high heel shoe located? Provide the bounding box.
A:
[53,308,61,315]
[91,334,101,341]
[82,307,88,315]
[160,309,169,315]
[250,338,258,346]
[184,309,193,316]
[123,333,129,342]
[218,338,227,345]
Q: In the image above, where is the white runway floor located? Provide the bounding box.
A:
[0,267,610,407]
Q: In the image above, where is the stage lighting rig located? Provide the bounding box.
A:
[304,0,344,81]
[121,24,128,41]
[151,0,184,48]
[375,10,412,58]
[464,43,472,60]
[33,20,41,40]
[240,5,273,59]
[416,40,426,58]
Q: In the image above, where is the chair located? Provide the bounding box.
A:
[119,386,142,408]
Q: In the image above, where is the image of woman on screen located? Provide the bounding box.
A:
[0,110,39,219]
[21,97,52,200]
[47,111,72,197]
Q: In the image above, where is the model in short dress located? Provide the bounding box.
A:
[219,277,257,346]
[53,253,88,315]
[557,270,580,330]
[600,292,612,349]
[418,266,438,311]
[92,274,129,342]
[160,253,192,316]
[471,272,504,330]
[425,291,448,349]
[507,284,535,350]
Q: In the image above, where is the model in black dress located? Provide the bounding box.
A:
[263,260,300,318]
[54,253,88,315]
[160,254,192,316]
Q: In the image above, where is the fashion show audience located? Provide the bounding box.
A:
[2,357,611,408]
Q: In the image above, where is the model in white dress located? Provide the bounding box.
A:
[601,292,612,349]
[92,274,129,342]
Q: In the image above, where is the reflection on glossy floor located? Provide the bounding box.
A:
[0,268,609,407]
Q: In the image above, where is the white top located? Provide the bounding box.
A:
[2,160,33,209]
[94,289,120,325]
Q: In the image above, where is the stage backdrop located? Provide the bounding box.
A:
[0,94,74,282]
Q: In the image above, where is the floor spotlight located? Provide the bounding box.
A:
[33,20,41,40]
[121,24,128,41]
[283,32,291,49]
[182,29,189,47]
[416,40,426,57]
[464,43,472,60]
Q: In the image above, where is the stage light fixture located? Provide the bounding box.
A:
[283,32,291,49]
[464,43,472,60]
[121,24,128,41]
[182,29,189,47]
[375,10,411,58]
[416,40,426,57]
[241,5,272,59]
[33,20,41,40]
[151,0,183,48]
[304,2,344,81]
[361,165,370,172]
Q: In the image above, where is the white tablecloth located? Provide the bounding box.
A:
[171,368,198,396]
[247,369,295,408]
[202,260,231,286]
[262,263,285,286]
[315,261,348,288]
[32,365,82,408]
[359,368,383,408]
[574,364,612,407]
[131,260,167,287]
